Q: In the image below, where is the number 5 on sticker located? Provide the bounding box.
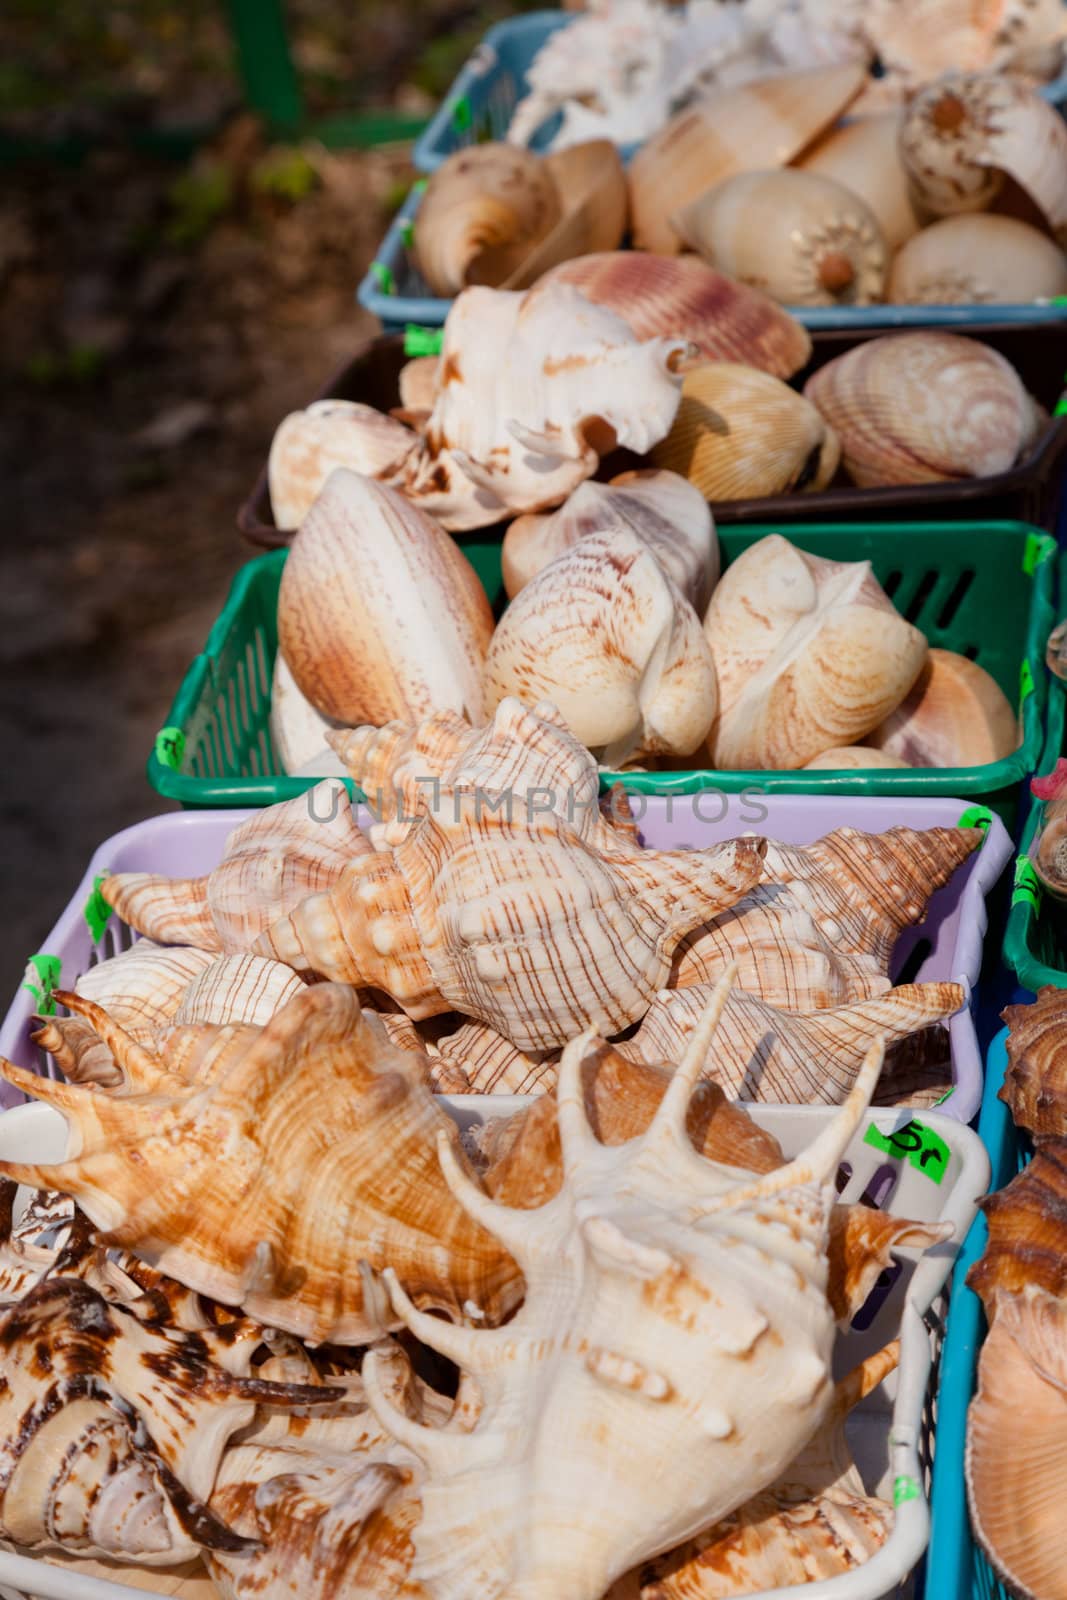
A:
[863,1119,950,1184]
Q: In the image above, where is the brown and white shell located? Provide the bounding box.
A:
[269,652,349,778]
[673,169,888,308]
[866,649,1020,768]
[501,139,629,290]
[483,526,719,764]
[797,111,921,252]
[268,400,418,531]
[650,362,840,500]
[702,534,927,770]
[538,251,812,378]
[1001,987,1067,1138]
[888,214,1067,305]
[413,143,563,296]
[803,332,1040,488]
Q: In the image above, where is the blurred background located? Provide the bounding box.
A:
[0,0,541,998]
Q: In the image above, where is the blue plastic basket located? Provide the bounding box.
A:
[926,1026,1028,1600]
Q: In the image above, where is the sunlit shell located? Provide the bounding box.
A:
[888,214,1067,305]
[969,1142,1067,1309]
[1001,988,1067,1138]
[797,111,921,252]
[268,400,418,531]
[501,140,629,291]
[269,652,348,778]
[866,649,1019,768]
[804,747,908,770]
[435,1017,559,1096]
[650,362,840,499]
[413,143,562,296]
[867,0,1067,89]
[397,353,440,424]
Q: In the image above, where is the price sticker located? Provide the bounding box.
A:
[83,872,112,942]
[894,1475,921,1508]
[370,261,396,296]
[957,805,992,834]
[404,325,444,357]
[863,1119,950,1185]
[1012,856,1042,913]
[21,954,61,1017]
[154,726,186,771]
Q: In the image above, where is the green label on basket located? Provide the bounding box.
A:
[412,178,428,196]
[451,95,472,131]
[21,954,61,1017]
[863,1119,950,1185]
[1013,855,1043,912]
[893,1474,922,1508]
[370,260,395,295]
[83,872,111,942]
[1055,393,1067,417]
[933,1086,955,1107]
[399,217,414,249]
[154,726,186,771]
[957,804,992,834]
[1024,530,1057,575]
[404,324,444,357]
[1020,658,1036,705]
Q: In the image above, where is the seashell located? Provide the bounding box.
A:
[673,823,983,1006]
[277,470,495,726]
[483,526,719,764]
[826,1205,951,1327]
[1001,988,1067,1139]
[0,984,522,1345]
[500,140,629,292]
[888,213,1067,305]
[397,354,440,424]
[969,1142,1067,1308]
[619,978,965,1103]
[866,0,1067,92]
[628,64,866,254]
[1028,758,1067,901]
[650,362,840,499]
[256,698,765,1049]
[703,534,927,770]
[413,144,563,297]
[363,978,889,1600]
[0,1185,79,1305]
[170,952,307,1028]
[269,652,348,778]
[268,400,418,531]
[674,169,888,308]
[803,332,1039,488]
[539,251,812,378]
[502,469,718,609]
[435,1018,558,1096]
[866,648,1019,767]
[797,112,921,252]
[899,72,1067,245]
[102,780,363,951]
[804,746,908,770]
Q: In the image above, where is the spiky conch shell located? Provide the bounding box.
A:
[268,399,418,530]
[702,534,928,770]
[866,648,1019,768]
[255,699,764,1049]
[1001,987,1067,1138]
[0,984,523,1345]
[887,213,1067,306]
[361,977,891,1600]
[412,142,563,297]
[482,525,719,765]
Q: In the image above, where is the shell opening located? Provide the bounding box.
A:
[817,251,856,295]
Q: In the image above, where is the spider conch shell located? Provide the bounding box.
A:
[1001,987,1067,1139]
[269,652,348,778]
[269,399,418,530]
[650,362,840,500]
[539,252,812,378]
[628,63,866,253]
[803,332,1041,488]
[804,746,908,770]
[0,984,523,1345]
[413,143,563,296]
[673,169,888,308]
[797,112,921,252]
[899,72,1067,244]
[483,525,719,764]
[888,214,1067,305]
[256,699,764,1048]
[501,469,718,609]
[866,648,1019,767]
[101,780,362,951]
[703,534,927,770]
[277,470,495,726]
[362,979,888,1600]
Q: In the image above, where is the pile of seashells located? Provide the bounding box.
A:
[410,64,1067,309]
[0,703,976,1594]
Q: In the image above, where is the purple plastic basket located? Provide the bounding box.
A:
[0,796,1011,1122]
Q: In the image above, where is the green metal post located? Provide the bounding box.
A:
[225,0,304,135]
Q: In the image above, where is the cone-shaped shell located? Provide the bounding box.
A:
[502,470,718,609]
[805,746,908,770]
[803,332,1038,488]
[900,72,1067,244]
[888,214,1067,305]
[650,362,840,500]
[674,169,888,308]
[269,652,348,778]
[797,112,921,252]
[1001,989,1067,1139]
[866,648,1019,768]
[413,143,563,296]
[484,526,719,764]
[628,64,866,254]
[703,534,927,770]
[277,469,494,725]
[539,252,812,378]
[268,400,418,531]
[501,140,629,291]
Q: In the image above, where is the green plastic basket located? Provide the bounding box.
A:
[1002,670,1067,991]
[148,521,1056,811]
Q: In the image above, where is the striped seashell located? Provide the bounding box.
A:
[1001,986,1067,1139]
[170,953,307,1028]
[435,1018,558,1096]
[269,400,418,531]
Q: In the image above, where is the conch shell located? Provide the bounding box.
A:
[1001,987,1067,1138]
[1028,758,1067,901]
[501,469,718,609]
[650,361,840,499]
[0,984,522,1344]
[866,648,1019,768]
[797,111,921,252]
[363,979,888,1600]
[673,169,888,308]
[277,470,494,726]
[803,332,1040,488]
[628,64,866,254]
[703,534,928,770]
[888,214,1067,305]
[538,251,812,378]
[413,143,563,296]
[899,72,1067,244]
[483,525,719,764]
[268,399,417,530]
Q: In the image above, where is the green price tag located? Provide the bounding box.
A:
[412,178,428,196]
[154,726,186,771]
[957,804,992,834]
[399,217,414,249]
[370,261,395,295]
[1012,855,1043,912]
[83,872,112,942]
[404,325,444,357]
[451,95,472,131]
[1055,394,1067,417]
[1023,530,1056,575]
[894,1474,922,1508]
[21,954,61,1017]
[1020,658,1035,705]
[863,1119,950,1185]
